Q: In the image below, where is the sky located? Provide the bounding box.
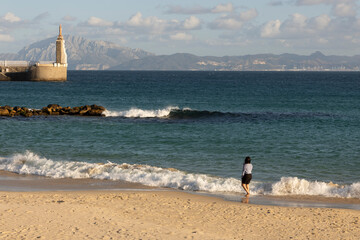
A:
[1,0,360,56]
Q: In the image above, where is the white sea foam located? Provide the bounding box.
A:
[103,106,179,118]
[0,151,359,198]
[268,177,360,198]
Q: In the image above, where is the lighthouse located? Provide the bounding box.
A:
[28,25,68,81]
[2,25,67,81]
[56,24,67,65]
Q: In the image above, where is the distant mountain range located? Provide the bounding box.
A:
[0,35,154,70]
[1,36,360,71]
[110,51,360,71]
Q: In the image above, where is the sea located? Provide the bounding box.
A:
[0,71,359,201]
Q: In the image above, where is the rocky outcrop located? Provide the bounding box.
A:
[0,104,105,117]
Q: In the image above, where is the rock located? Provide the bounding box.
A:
[22,111,33,117]
[79,109,88,115]
[0,108,9,116]
[9,110,16,117]
[70,107,80,115]
[91,105,106,111]
[47,104,61,110]
[41,107,51,115]
[60,106,71,115]
[4,105,13,111]
[19,108,32,117]
[86,109,104,116]
[46,104,62,114]
[79,105,91,115]
[0,104,106,117]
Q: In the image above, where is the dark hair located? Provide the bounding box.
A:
[244,156,251,164]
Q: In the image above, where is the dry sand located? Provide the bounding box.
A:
[0,190,359,239]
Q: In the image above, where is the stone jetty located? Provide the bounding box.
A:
[0,104,106,117]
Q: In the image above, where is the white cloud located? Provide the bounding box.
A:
[63,15,77,22]
[239,8,258,21]
[0,34,14,42]
[313,14,331,29]
[297,0,358,18]
[127,12,146,27]
[126,12,170,34]
[210,17,244,30]
[296,0,333,5]
[261,19,281,37]
[87,17,113,27]
[170,32,193,40]
[259,10,360,49]
[209,8,258,30]
[166,3,234,15]
[165,5,209,15]
[183,16,201,29]
[2,12,21,23]
[332,2,357,17]
[212,3,234,13]
[120,12,202,35]
[283,13,307,31]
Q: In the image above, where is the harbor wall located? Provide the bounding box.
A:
[0,64,67,81]
[29,64,67,81]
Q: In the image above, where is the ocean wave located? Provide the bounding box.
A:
[103,106,178,118]
[103,107,333,120]
[0,151,358,198]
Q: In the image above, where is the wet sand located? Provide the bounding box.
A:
[0,170,152,191]
[1,170,359,210]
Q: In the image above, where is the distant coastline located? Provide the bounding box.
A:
[0,35,359,71]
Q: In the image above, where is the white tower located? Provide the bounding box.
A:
[56,25,67,64]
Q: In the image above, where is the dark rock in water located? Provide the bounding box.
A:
[70,107,80,115]
[0,107,9,116]
[41,107,51,115]
[86,109,103,116]
[0,104,106,117]
[85,105,105,116]
[79,105,91,115]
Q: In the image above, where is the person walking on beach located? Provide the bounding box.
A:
[242,156,253,196]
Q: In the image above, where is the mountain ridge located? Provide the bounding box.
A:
[0,35,154,70]
[1,36,359,71]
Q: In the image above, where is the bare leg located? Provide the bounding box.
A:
[242,183,250,195]
[246,184,250,195]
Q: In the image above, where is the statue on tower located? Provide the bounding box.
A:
[58,24,63,39]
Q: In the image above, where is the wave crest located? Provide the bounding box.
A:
[270,177,360,198]
[103,107,333,120]
[103,106,178,118]
[0,151,359,198]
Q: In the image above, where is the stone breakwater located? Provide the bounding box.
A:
[0,104,105,117]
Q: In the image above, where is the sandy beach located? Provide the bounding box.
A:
[0,189,358,240]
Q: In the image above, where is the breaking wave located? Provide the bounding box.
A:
[0,151,359,199]
[103,107,333,120]
[103,106,178,118]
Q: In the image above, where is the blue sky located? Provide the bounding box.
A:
[1,0,359,56]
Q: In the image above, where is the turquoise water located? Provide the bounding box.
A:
[0,71,359,198]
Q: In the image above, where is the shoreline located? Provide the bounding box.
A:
[1,170,359,239]
[1,170,359,210]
